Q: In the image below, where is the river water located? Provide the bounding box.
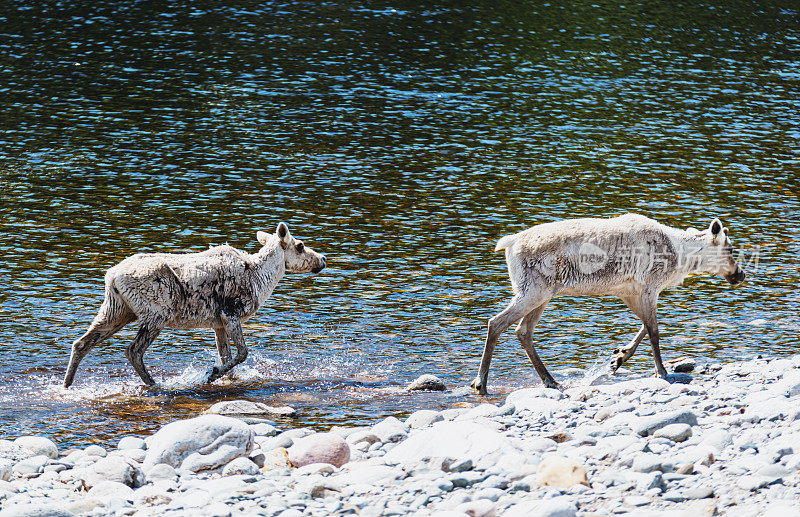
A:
[1,1,798,448]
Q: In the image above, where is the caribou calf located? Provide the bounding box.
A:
[63,223,326,387]
[471,214,745,395]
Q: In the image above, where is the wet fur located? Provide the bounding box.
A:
[63,224,326,387]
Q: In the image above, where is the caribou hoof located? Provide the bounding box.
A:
[543,379,563,391]
[470,376,487,396]
[205,366,222,383]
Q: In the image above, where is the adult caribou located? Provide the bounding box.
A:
[471,214,745,395]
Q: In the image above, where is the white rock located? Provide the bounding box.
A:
[0,458,13,481]
[83,456,145,488]
[0,504,75,517]
[527,438,558,453]
[736,475,770,491]
[345,430,380,447]
[507,387,564,402]
[372,417,408,443]
[0,440,30,462]
[634,409,698,436]
[653,423,692,442]
[455,498,496,517]
[598,378,670,396]
[406,410,445,428]
[250,423,280,437]
[294,462,337,476]
[222,456,260,476]
[673,445,715,467]
[335,464,402,486]
[506,496,577,517]
[12,437,58,460]
[384,421,521,464]
[205,502,232,517]
[132,485,173,507]
[632,453,663,473]
[12,455,49,476]
[700,429,732,452]
[762,504,800,517]
[745,398,800,422]
[87,480,135,503]
[774,370,800,397]
[145,463,178,482]
[84,444,107,457]
[117,437,146,451]
[114,448,146,463]
[222,456,261,476]
[143,415,255,472]
[595,435,642,456]
[764,432,800,461]
[174,488,212,508]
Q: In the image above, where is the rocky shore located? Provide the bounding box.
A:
[2,355,800,517]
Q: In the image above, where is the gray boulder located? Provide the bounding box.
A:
[13,436,58,459]
[634,410,698,437]
[143,415,255,472]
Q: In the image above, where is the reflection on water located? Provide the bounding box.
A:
[0,0,798,447]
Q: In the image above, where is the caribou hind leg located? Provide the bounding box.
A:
[124,318,165,386]
[515,302,560,389]
[64,299,135,387]
[471,291,550,395]
[207,312,248,383]
[213,328,232,367]
[621,293,668,378]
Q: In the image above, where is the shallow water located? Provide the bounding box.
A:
[1,1,798,448]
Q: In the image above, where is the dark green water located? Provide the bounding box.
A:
[1,1,798,447]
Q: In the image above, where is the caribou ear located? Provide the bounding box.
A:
[276,222,291,249]
[257,231,270,246]
[723,227,729,237]
[709,219,722,236]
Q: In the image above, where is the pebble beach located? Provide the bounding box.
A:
[2,355,800,517]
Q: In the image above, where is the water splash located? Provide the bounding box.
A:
[556,359,615,389]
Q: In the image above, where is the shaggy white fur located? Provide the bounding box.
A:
[472,213,745,394]
[64,222,326,387]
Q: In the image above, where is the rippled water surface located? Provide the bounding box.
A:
[1,1,798,447]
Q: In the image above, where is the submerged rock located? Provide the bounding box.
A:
[406,374,447,391]
[205,400,297,419]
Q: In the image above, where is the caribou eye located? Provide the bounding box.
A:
[296,242,304,253]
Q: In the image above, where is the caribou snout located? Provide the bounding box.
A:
[312,255,327,274]
[725,268,745,286]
